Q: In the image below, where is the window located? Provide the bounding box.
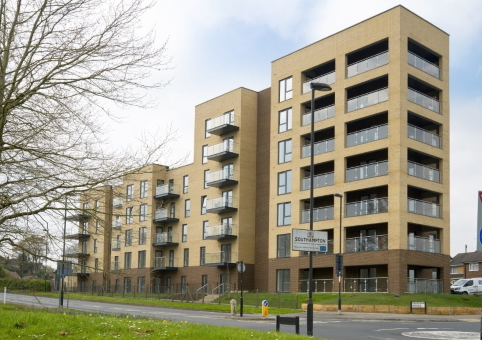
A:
[182,224,188,242]
[126,185,133,201]
[125,229,132,246]
[278,139,292,164]
[138,250,146,268]
[94,258,99,273]
[81,221,88,234]
[114,256,119,270]
[126,207,133,224]
[450,266,458,274]
[279,108,292,133]
[277,234,291,258]
[140,180,148,198]
[183,175,189,194]
[469,263,479,271]
[222,190,233,207]
[139,227,146,245]
[204,170,210,188]
[114,215,121,229]
[278,170,292,195]
[200,246,206,265]
[124,277,131,293]
[181,276,187,294]
[183,248,189,267]
[202,145,208,164]
[279,77,292,102]
[137,276,146,293]
[201,196,207,215]
[124,252,132,269]
[95,220,100,234]
[94,239,98,253]
[185,199,191,217]
[83,202,89,210]
[168,250,174,267]
[139,204,147,221]
[277,269,291,292]
[205,119,211,138]
[94,200,99,212]
[221,217,233,235]
[223,137,234,152]
[114,235,121,250]
[277,202,291,226]
[203,221,209,239]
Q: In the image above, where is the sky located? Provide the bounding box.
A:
[106,0,482,257]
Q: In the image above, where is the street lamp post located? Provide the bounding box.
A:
[307,82,332,336]
[59,195,68,308]
[334,193,343,315]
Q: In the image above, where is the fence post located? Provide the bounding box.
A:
[278,292,281,309]
[3,287,6,304]
[256,289,259,308]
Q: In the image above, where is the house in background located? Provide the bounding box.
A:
[450,252,482,283]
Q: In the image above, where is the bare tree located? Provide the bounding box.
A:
[0,0,175,258]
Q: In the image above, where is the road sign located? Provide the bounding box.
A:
[61,274,66,279]
[237,261,246,273]
[292,229,328,252]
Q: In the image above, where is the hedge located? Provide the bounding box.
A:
[0,278,50,291]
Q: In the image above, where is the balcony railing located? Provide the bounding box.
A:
[408,235,441,253]
[301,138,335,158]
[204,252,237,265]
[407,124,441,148]
[347,51,389,78]
[206,113,238,135]
[345,234,388,253]
[299,279,334,293]
[407,278,443,293]
[408,161,440,183]
[154,208,178,221]
[407,198,441,218]
[346,124,388,147]
[154,232,179,244]
[154,256,178,269]
[301,206,334,223]
[346,161,388,182]
[206,141,239,157]
[204,224,237,239]
[111,241,121,251]
[302,71,336,94]
[301,172,334,191]
[302,105,335,126]
[346,198,388,217]
[65,245,89,257]
[206,168,238,186]
[205,196,237,212]
[155,184,179,198]
[112,220,122,229]
[408,51,440,78]
[113,197,122,208]
[347,87,388,112]
[408,88,440,113]
[344,277,388,293]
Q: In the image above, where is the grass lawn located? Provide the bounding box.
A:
[0,304,312,340]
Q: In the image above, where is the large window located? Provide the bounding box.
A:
[279,108,292,133]
[126,184,133,202]
[182,224,188,242]
[277,202,291,226]
[278,170,292,195]
[200,246,206,265]
[276,269,291,293]
[138,250,146,268]
[202,221,209,239]
[183,175,189,194]
[279,77,293,102]
[201,196,207,215]
[125,229,132,246]
[277,234,291,258]
[124,252,132,269]
[139,204,147,222]
[469,263,479,271]
[126,207,133,224]
[140,180,148,198]
[278,139,292,164]
[137,276,146,293]
[124,277,131,293]
[185,199,191,217]
[139,227,146,245]
[183,248,189,267]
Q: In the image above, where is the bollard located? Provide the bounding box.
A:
[3,287,6,305]
[262,300,269,317]
[230,299,237,316]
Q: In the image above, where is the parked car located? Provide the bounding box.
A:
[450,278,482,295]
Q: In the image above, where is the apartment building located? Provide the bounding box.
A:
[66,6,450,295]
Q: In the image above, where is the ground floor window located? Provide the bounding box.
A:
[124,277,131,293]
[276,269,290,293]
[137,276,146,293]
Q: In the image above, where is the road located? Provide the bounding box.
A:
[5,293,481,339]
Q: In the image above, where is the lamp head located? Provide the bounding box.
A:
[310,82,332,92]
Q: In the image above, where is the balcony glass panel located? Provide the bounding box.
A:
[206,196,236,210]
[346,161,388,182]
[408,88,440,113]
[408,235,441,253]
[299,278,334,293]
[204,251,237,264]
[155,256,178,268]
[302,105,335,126]
[301,206,334,223]
[301,172,334,190]
[206,141,239,157]
[113,197,122,207]
[155,208,177,220]
[206,112,236,130]
[407,198,441,218]
[347,51,389,78]
[344,277,388,293]
[205,224,237,238]
[155,232,178,244]
[206,168,236,182]
[111,241,121,251]
[155,184,179,196]
[407,161,440,183]
[407,279,443,293]
[301,138,335,158]
[346,198,388,217]
[347,88,388,112]
[302,71,336,94]
[346,124,388,147]
[407,124,441,148]
[345,234,388,253]
[408,51,440,78]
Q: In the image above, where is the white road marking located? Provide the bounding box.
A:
[402,331,479,339]
[375,328,411,332]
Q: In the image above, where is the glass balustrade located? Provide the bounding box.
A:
[408,88,440,113]
[346,161,388,182]
[407,198,441,218]
[302,71,336,94]
[407,161,440,183]
[345,234,388,253]
[346,198,388,217]
[301,206,334,223]
[346,124,388,147]
[407,124,441,148]
[302,105,335,126]
[206,112,236,130]
[347,88,388,112]
[408,235,441,253]
[347,51,389,77]
[408,51,440,78]
[301,138,335,158]
[301,172,334,190]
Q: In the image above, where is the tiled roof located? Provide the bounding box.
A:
[451,251,482,266]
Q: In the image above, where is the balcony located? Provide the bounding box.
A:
[301,206,334,223]
[302,105,335,126]
[299,279,334,293]
[407,279,443,293]
[64,232,90,240]
[302,71,336,94]
[408,161,440,183]
[152,232,179,246]
[347,51,388,78]
[74,266,89,277]
[205,196,237,214]
[347,87,388,113]
[64,245,89,258]
[407,198,441,218]
[301,172,334,191]
[408,235,441,253]
[346,124,388,147]
[346,198,388,217]
[206,141,239,162]
[344,277,388,293]
[152,256,178,271]
[408,88,440,113]
[345,234,388,253]
[154,184,180,199]
[203,251,237,267]
[302,60,335,94]
[204,224,237,240]
[206,112,239,136]
[346,161,388,182]
[111,241,121,251]
[112,220,121,230]
[113,197,122,208]
[153,208,179,223]
[65,212,90,222]
[408,51,440,78]
[408,124,441,148]
[206,169,238,188]
[301,138,334,158]
[111,261,121,272]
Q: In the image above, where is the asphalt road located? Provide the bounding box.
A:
[4,293,481,340]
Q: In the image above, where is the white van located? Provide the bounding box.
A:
[450,278,482,295]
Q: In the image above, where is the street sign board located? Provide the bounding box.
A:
[237,262,246,273]
[292,229,328,252]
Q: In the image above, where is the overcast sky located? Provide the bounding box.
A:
[108,0,482,256]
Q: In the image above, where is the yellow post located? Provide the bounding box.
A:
[261,300,268,317]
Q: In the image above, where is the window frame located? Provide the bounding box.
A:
[279,76,293,102]
[278,139,292,164]
[139,227,146,245]
[126,184,133,202]
[140,180,148,198]
[277,234,291,258]
[201,196,207,215]
[183,248,189,267]
[184,199,191,217]
[183,175,189,194]
[202,145,208,164]
[276,269,291,293]
[125,229,132,247]
[138,250,146,268]
[124,252,132,269]
[182,224,188,242]
[278,107,293,133]
[469,263,479,271]
[278,170,292,195]
[277,202,291,226]
[126,207,133,224]
[139,204,147,222]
